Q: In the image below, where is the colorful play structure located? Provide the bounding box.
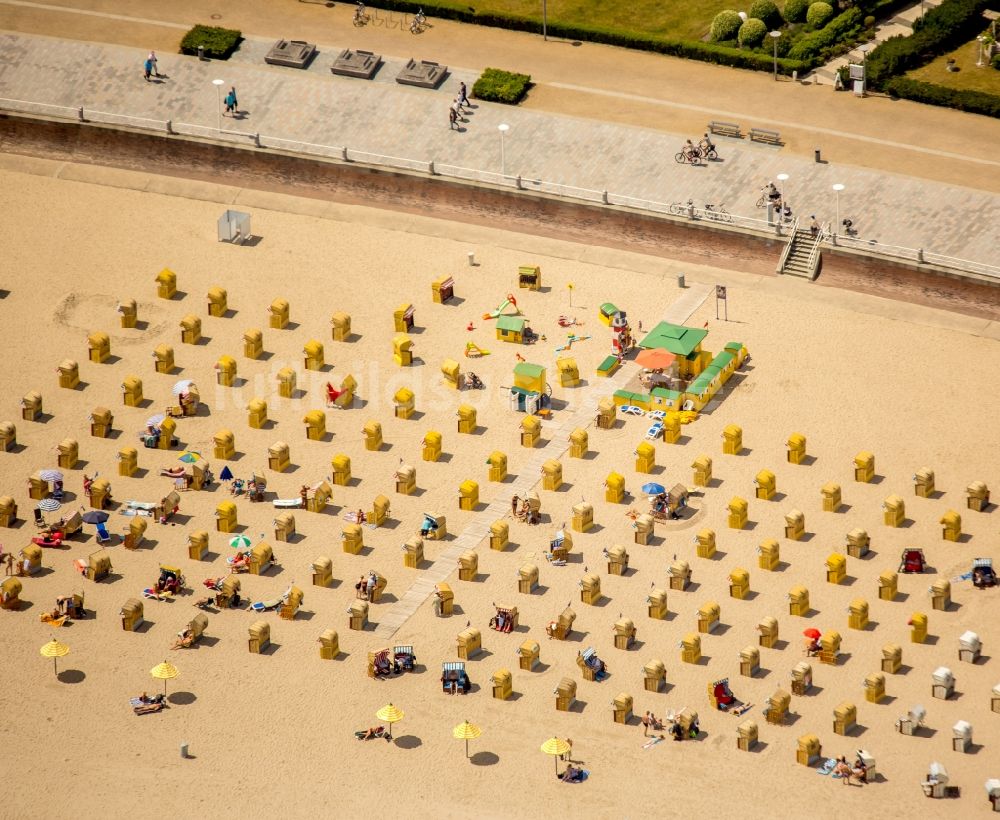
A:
[465,342,490,358]
[594,304,635,378]
[482,294,520,321]
[608,320,747,415]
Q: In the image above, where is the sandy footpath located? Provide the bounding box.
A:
[0,167,998,819]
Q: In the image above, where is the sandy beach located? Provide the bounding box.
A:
[1,162,998,819]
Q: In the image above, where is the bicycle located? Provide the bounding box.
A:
[410,7,427,33]
[668,199,694,215]
[756,186,782,209]
[704,203,732,223]
[697,142,718,161]
[353,1,369,26]
[674,150,700,165]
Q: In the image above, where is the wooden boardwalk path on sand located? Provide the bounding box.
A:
[374,284,712,638]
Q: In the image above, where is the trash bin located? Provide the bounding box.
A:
[677,274,686,288]
[198,45,205,60]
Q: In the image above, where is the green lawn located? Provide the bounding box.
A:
[908,39,1000,94]
[456,0,735,41]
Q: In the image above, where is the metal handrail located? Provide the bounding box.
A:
[1,95,997,282]
[804,222,828,280]
[776,217,799,273]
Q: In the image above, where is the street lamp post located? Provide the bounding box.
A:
[542,0,548,41]
[976,35,985,67]
[498,123,509,177]
[770,31,782,81]
[832,183,845,238]
[212,78,224,132]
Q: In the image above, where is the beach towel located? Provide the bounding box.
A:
[817,759,837,775]
[272,498,301,508]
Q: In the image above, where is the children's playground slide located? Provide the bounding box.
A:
[483,294,519,320]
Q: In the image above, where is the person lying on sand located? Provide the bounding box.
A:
[171,628,195,650]
[355,726,385,740]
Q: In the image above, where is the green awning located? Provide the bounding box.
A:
[638,321,708,356]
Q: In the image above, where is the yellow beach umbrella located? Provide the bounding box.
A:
[540,737,570,775]
[376,703,404,740]
[452,720,482,758]
[40,638,69,675]
[150,660,179,696]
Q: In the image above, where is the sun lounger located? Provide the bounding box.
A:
[646,422,663,440]
[620,405,644,416]
[159,467,186,478]
[126,501,157,511]
[646,410,666,420]
[142,587,172,600]
[272,498,301,508]
[249,591,288,612]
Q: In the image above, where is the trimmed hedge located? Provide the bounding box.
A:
[787,8,863,60]
[806,2,834,26]
[345,0,810,75]
[472,67,532,104]
[749,0,784,28]
[783,0,810,23]
[739,18,768,46]
[180,24,242,60]
[711,10,743,41]
[865,0,992,87]
[886,77,1000,117]
[993,53,1000,69]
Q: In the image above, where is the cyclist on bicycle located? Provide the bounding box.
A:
[684,140,699,162]
[699,133,716,154]
[767,182,780,204]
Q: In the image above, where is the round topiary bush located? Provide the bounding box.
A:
[749,0,783,29]
[710,10,743,41]
[738,17,768,47]
[806,1,834,27]
[783,0,809,23]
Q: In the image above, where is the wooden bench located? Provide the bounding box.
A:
[749,128,783,146]
[707,121,742,139]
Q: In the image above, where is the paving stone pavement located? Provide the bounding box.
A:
[374,284,712,638]
[0,30,998,265]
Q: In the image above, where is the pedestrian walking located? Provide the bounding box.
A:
[809,215,820,238]
[224,87,238,116]
[143,56,153,81]
[148,51,159,77]
[451,99,463,122]
[448,106,458,130]
[458,81,470,109]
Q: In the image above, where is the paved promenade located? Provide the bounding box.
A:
[1,29,998,266]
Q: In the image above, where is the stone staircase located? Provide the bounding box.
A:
[778,229,822,280]
[373,283,713,638]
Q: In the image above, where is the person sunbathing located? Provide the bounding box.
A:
[171,628,195,650]
[355,726,385,741]
[833,757,853,782]
[560,765,583,783]
[229,552,251,572]
[805,637,821,656]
